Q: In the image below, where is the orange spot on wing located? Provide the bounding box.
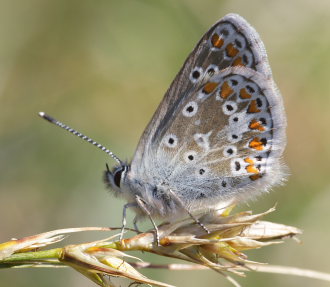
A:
[226,43,239,58]
[247,100,261,113]
[244,157,259,173]
[211,33,224,48]
[249,137,264,151]
[244,157,254,165]
[250,174,262,181]
[240,88,252,99]
[244,157,259,174]
[233,57,244,66]
[249,119,265,131]
[203,82,218,94]
[220,81,233,99]
[246,166,259,174]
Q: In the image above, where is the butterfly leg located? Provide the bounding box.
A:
[168,189,210,234]
[133,216,142,233]
[120,202,138,240]
[135,195,160,246]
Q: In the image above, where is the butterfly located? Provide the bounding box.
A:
[40,13,286,240]
[103,13,287,235]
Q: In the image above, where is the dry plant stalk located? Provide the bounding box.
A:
[1,206,327,287]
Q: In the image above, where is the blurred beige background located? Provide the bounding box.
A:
[1,0,330,286]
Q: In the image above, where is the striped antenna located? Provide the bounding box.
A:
[38,112,122,165]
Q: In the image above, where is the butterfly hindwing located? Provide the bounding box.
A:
[153,67,286,208]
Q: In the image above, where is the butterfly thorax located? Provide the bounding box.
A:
[104,164,182,219]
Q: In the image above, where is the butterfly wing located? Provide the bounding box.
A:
[129,14,286,211]
[132,13,274,165]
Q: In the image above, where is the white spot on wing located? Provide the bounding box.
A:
[189,67,203,83]
[222,100,238,115]
[163,134,178,148]
[194,131,212,151]
[182,101,198,117]
[223,145,237,157]
[230,158,247,176]
[184,151,198,163]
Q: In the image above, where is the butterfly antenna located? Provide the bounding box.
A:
[38,112,122,165]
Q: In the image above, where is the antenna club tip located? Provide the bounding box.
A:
[38,112,56,123]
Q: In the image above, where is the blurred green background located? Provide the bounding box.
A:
[1,0,330,286]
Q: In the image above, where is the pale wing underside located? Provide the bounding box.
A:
[132,14,274,167]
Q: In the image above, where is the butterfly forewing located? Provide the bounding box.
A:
[132,14,272,166]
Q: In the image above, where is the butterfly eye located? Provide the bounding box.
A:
[112,166,126,188]
[113,169,122,187]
